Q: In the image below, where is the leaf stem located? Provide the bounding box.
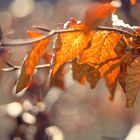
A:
[2,61,50,72]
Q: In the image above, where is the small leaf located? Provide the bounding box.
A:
[16,31,50,93]
[125,56,140,107]
[52,21,94,76]
[105,66,120,100]
[72,62,101,89]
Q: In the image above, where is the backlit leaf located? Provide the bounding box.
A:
[98,58,121,76]
[16,31,50,93]
[98,38,126,76]
[52,21,94,76]
[105,66,120,100]
[79,31,122,72]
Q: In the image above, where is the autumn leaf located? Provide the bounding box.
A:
[124,56,140,107]
[130,0,137,5]
[16,31,50,93]
[52,21,94,76]
[98,38,126,76]
[97,58,121,76]
[119,52,133,92]
[50,65,66,90]
[52,2,118,76]
[84,3,117,30]
[72,62,101,89]
[78,31,122,75]
[105,66,120,101]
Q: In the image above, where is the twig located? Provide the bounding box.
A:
[0,26,138,47]
[2,61,50,72]
[0,29,80,47]
[33,25,51,32]
[97,26,137,39]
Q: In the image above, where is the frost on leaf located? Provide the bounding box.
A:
[16,31,50,93]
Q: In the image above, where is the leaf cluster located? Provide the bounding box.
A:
[2,1,140,108]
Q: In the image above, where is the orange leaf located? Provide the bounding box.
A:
[84,3,117,30]
[98,58,121,76]
[79,31,122,67]
[105,66,120,101]
[130,0,137,5]
[25,31,50,75]
[16,31,50,93]
[52,21,94,76]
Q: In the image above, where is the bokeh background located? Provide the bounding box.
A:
[0,0,140,140]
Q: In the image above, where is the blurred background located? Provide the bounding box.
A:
[0,0,140,140]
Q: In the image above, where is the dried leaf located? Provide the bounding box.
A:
[16,31,50,93]
[84,3,117,30]
[52,21,94,76]
[119,52,133,92]
[79,31,122,75]
[50,65,66,90]
[105,66,120,100]
[125,56,140,107]
[72,62,101,89]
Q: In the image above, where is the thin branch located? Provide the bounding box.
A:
[0,25,139,47]
[33,25,51,32]
[2,61,50,72]
[0,29,80,47]
[97,26,137,39]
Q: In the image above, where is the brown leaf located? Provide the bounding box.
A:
[16,31,50,93]
[125,56,140,107]
[50,65,66,90]
[72,62,101,89]
[52,21,94,76]
[119,52,133,92]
